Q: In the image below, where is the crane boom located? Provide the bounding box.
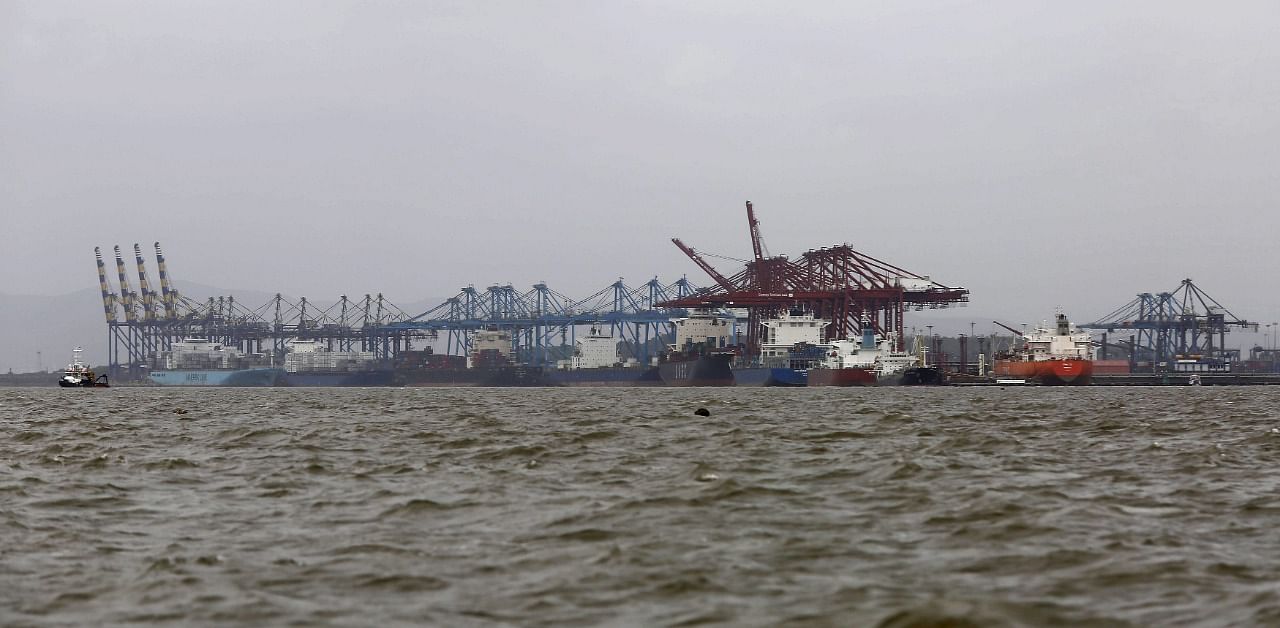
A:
[94,247,117,323]
[746,200,764,262]
[114,246,136,323]
[993,320,1024,336]
[133,243,156,322]
[672,238,736,291]
[153,242,178,320]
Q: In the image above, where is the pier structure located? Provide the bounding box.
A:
[662,201,970,353]
[381,277,698,366]
[95,244,696,380]
[1081,278,1256,372]
[94,243,422,381]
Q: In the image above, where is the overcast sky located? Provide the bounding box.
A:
[4,1,1279,331]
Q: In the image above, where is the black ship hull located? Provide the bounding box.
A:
[658,354,734,386]
[397,365,550,387]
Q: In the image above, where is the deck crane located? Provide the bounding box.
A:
[993,321,1025,337]
[671,238,736,291]
[746,200,767,262]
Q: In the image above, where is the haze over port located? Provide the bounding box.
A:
[3,1,1280,368]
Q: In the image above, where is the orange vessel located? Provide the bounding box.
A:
[993,314,1095,386]
[993,357,1093,385]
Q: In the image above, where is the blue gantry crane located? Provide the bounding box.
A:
[1081,278,1255,372]
[382,277,700,366]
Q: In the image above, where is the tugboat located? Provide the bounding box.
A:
[992,314,1095,386]
[58,347,109,388]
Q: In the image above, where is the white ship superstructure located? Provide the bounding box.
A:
[1018,314,1095,361]
[671,310,734,352]
[820,327,918,381]
[760,310,827,358]
[566,326,622,369]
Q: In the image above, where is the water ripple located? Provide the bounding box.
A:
[2,386,1279,625]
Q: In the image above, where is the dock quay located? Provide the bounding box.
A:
[952,374,1280,386]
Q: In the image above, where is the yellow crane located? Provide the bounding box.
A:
[154,242,178,321]
[94,247,117,323]
[113,246,137,324]
[133,243,157,322]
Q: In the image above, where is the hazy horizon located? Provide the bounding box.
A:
[5,1,1279,333]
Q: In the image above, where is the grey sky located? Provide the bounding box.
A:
[4,1,1279,331]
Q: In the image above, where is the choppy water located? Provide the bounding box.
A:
[3,387,1280,626]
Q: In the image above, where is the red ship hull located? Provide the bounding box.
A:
[993,359,1093,386]
[807,368,877,386]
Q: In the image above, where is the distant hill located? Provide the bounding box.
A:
[0,283,448,373]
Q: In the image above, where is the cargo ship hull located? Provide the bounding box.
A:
[550,366,662,387]
[733,367,807,387]
[148,368,283,387]
[658,354,734,386]
[397,366,550,387]
[807,367,876,386]
[993,359,1093,385]
[280,371,395,387]
[901,366,946,385]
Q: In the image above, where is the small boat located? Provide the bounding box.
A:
[58,347,109,388]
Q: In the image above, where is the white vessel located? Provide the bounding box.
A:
[809,327,919,386]
[59,347,108,388]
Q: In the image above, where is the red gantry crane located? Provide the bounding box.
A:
[663,201,969,352]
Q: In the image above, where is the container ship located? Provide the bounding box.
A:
[992,314,1094,385]
[394,329,551,386]
[147,339,283,386]
[657,310,736,386]
[280,340,393,387]
[549,326,662,386]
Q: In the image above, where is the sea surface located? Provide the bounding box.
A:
[2,386,1279,627]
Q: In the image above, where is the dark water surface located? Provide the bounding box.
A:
[3,387,1279,626]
